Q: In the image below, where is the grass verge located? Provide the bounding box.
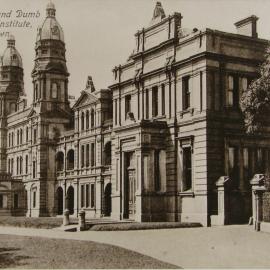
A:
[89,222,202,231]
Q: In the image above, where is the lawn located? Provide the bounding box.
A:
[0,234,178,269]
[0,216,76,229]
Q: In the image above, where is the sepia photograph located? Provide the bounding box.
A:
[1,0,270,268]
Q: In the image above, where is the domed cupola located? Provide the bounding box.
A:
[1,35,23,68]
[32,2,70,113]
[36,2,64,42]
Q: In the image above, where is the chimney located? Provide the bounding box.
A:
[234,15,258,38]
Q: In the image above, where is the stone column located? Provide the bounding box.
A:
[95,179,102,217]
[250,174,265,226]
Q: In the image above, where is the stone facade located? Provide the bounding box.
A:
[0,2,270,226]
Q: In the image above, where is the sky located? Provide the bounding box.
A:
[0,0,270,103]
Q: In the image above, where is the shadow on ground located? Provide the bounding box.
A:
[0,247,31,268]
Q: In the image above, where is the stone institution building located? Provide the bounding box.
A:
[0,2,269,226]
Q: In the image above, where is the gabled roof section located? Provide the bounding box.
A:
[27,108,37,118]
[72,90,98,110]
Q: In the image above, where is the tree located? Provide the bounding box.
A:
[241,46,270,134]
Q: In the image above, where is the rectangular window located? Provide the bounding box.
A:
[90,184,95,208]
[182,76,191,110]
[154,150,161,191]
[256,148,266,173]
[16,157,19,175]
[145,89,149,119]
[81,185,85,208]
[86,184,90,208]
[0,194,7,208]
[152,86,158,117]
[125,95,131,119]
[33,161,36,178]
[91,143,95,167]
[200,71,203,111]
[243,147,252,184]
[115,99,118,125]
[183,147,192,191]
[161,84,165,115]
[17,130,19,145]
[11,159,13,175]
[20,157,22,175]
[14,194,18,209]
[227,75,239,107]
[25,155,28,174]
[81,145,85,168]
[242,77,248,92]
[26,127,29,142]
[33,191,36,208]
[0,194,3,208]
[228,146,239,188]
[33,129,37,144]
[86,144,90,167]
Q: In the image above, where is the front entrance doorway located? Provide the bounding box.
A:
[227,189,252,224]
[104,183,112,216]
[56,187,63,215]
[123,152,136,220]
[66,186,74,215]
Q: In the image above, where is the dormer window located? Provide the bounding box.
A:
[51,82,58,99]
[12,54,17,60]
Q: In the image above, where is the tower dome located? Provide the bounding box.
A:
[1,35,23,68]
[36,2,64,42]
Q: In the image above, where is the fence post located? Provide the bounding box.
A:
[63,209,70,226]
[250,174,265,229]
[253,187,266,231]
[211,176,230,225]
[78,210,86,231]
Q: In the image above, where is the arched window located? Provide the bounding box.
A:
[8,133,11,147]
[90,109,94,128]
[56,152,64,171]
[66,149,74,170]
[104,142,111,166]
[10,103,16,113]
[86,110,89,129]
[81,112,85,131]
[51,82,58,99]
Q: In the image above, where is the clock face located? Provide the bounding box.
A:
[51,25,59,36]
